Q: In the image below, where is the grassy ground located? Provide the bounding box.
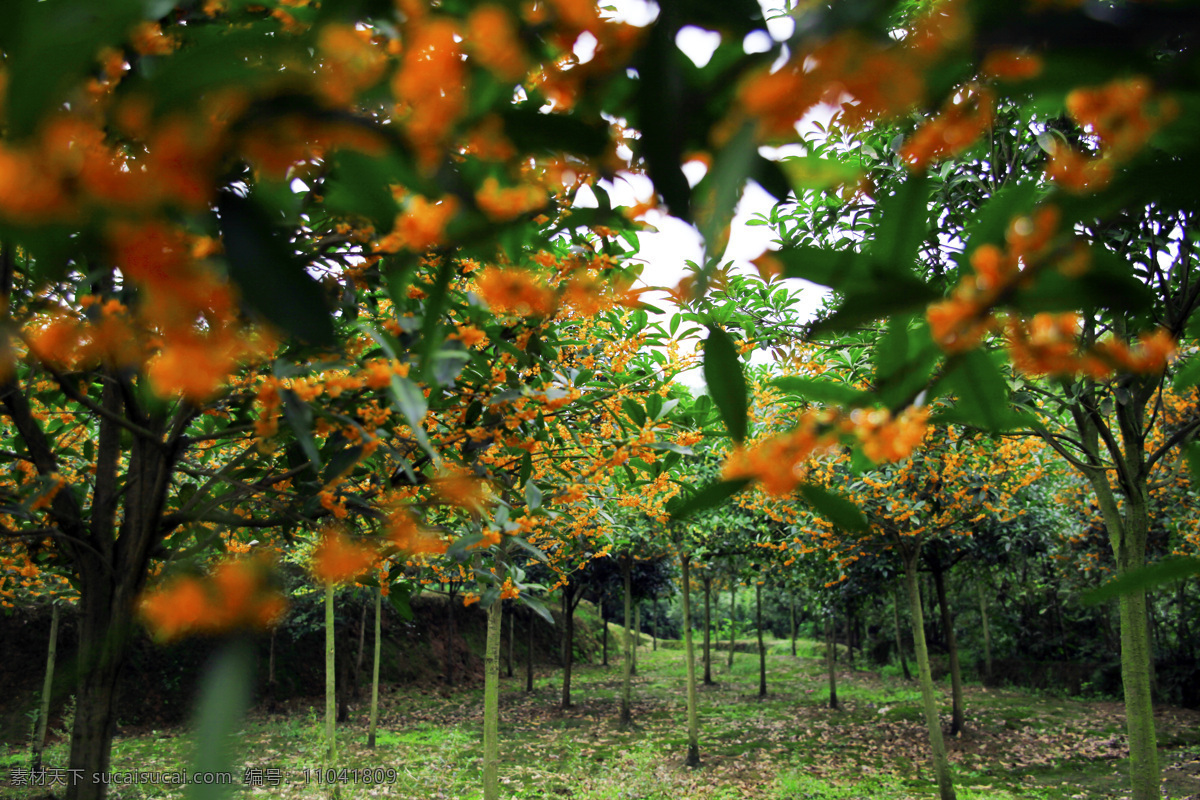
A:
[4,630,1200,800]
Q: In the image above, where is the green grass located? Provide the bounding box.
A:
[4,635,1198,800]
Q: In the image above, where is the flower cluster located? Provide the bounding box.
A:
[139,556,287,642]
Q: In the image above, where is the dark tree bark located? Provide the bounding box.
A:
[525,608,534,693]
[601,599,608,667]
[930,556,965,736]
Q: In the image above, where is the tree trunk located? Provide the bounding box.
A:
[325,583,337,768]
[620,555,634,728]
[893,583,913,681]
[266,627,278,712]
[652,601,658,651]
[681,554,700,768]
[561,591,574,709]
[337,627,351,723]
[845,601,855,668]
[728,581,737,669]
[446,589,456,687]
[702,576,714,685]
[525,608,534,693]
[931,560,965,735]
[483,598,502,800]
[1115,514,1159,800]
[506,603,515,678]
[826,612,838,710]
[602,600,609,667]
[632,601,640,676]
[353,601,366,701]
[368,588,381,748]
[976,579,992,683]
[31,603,59,771]
[790,598,797,658]
[756,583,767,698]
[904,552,956,800]
[66,581,134,800]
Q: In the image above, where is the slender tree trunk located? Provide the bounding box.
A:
[904,552,956,800]
[446,589,456,687]
[756,583,767,698]
[845,601,855,668]
[602,600,609,667]
[353,601,366,701]
[620,555,634,728]
[506,603,515,678]
[652,601,658,651]
[267,627,278,711]
[368,588,381,748]
[976,579,992,683]
[483,598,502,800]
[893,583,913,681]
[1114,510,1159,800]
[932,562,965,735]
[728,582,737,669]
[826,612,838,710]
[561,591,574,709]
[632,601,640,676]
[325,583,337,768]
[790,598,797,658]
[681,554,700,767]
[31,603,59,771]
[702,576,714,685]
[525,609,534,693]
[337,628,351,723]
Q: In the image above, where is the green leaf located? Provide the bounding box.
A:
[669,479,751,520]
[509,536,549,564]
[217,192,334,346]
[937,349,1012,431]
[779,154,864,192]
[1082,557,1200,605]
[771,377,868,406]
[695,119,758,263]
[417,257,456,386]
[1186,441,1200,484]
[501,108,610,157]
[390,376,434,458]
[446,533,486,561]
[521,595,555,625]
[870,175,931,272]
[647,441,694,455]
[3,0,142,139]
[798,484,869,533]
[524,481,543,512]
[324,151,403,231]
[280,389,321,471]
[186,640,253,800]
[321,443,363,484]
[772,245,877,290]
[388,582,415,621]
[1172,357,1200,392]
[703,326,749,443]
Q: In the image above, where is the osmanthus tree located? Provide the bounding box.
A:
[649,7,1200,800]
[0,7,663,800]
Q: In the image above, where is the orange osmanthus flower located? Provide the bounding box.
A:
[475,266,555,316]
[139,556,286,642]
[310,526,378,585]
